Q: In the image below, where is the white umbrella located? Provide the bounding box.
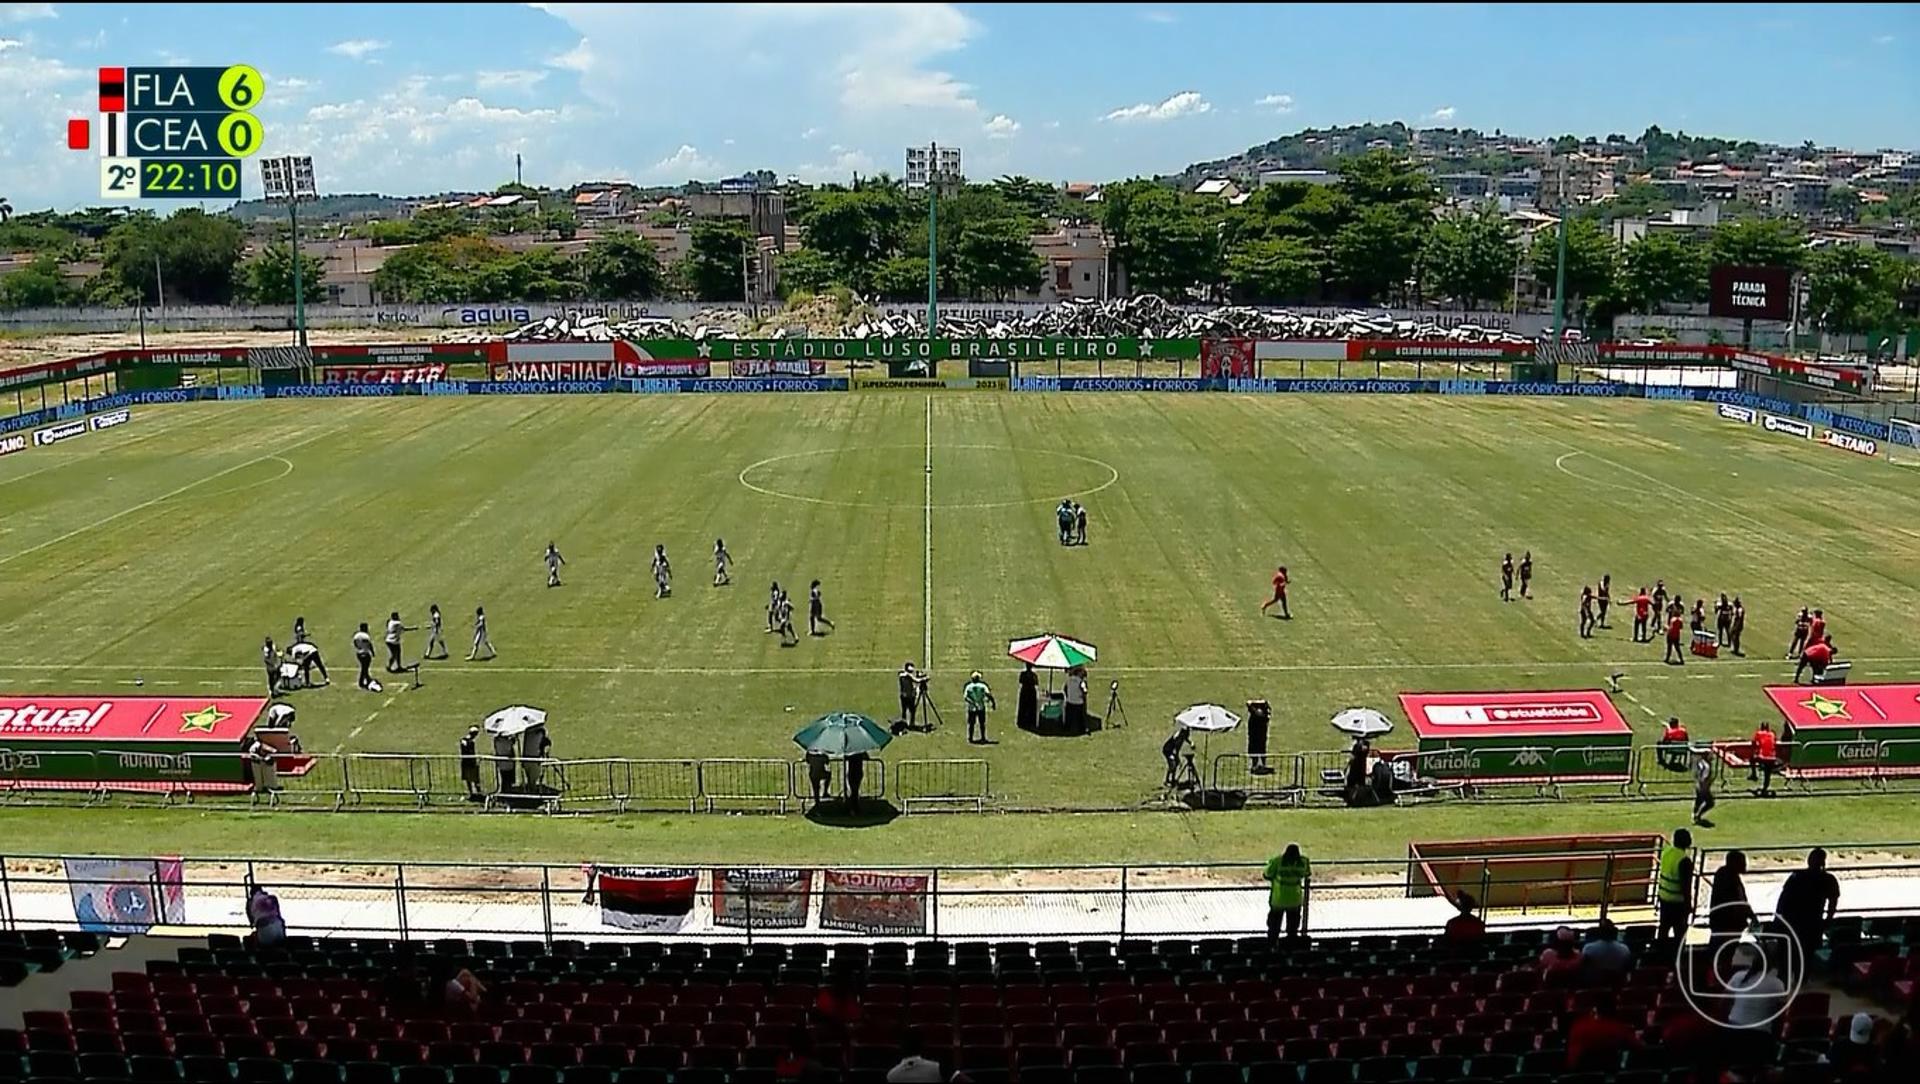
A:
[1175,704,1241,782]
[1176,703,1241,732]
[1331,707,1394,739]
[483,705,548,738]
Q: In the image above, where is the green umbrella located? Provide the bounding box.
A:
[793,711,893,757]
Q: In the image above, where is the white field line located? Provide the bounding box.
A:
[7,656,1919,678]
[0,430,327,569]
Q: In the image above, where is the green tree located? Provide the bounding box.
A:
[239,243,327,305]
[953,217,1042,300]
[871,255,930,301]
[580,232,665,299]
[1223,236,1320,303]
[1421,209,1518,309]
[798,187,910,284]
[776,249,842,298]
[992,175,1056,228]
[542,207,579,241]
[0,253,72,308]
[1333,204,1426,303]
[1613,232,1706,313]
[1600,180,1674,222]
[1530,216,1617,306]
[490,205,539,236]
[1709,217,1805,272]
[680,218,752,300]
[1115,188,1220,298]
[101,208,246,304]
[1337,149,1440,210]
[1806,245,1901,334]
[645,208,682,228]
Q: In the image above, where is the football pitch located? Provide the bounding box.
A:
[2,391,1918,861]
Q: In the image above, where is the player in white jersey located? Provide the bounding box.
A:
[713,538,732,587]
[544,542,566,588]
[424,604,448,660]
[469,606,496,661]
[652,544,672,598]
[766,581,782,632]
[776,592,798,646]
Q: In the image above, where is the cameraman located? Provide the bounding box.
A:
[898,662,921,729]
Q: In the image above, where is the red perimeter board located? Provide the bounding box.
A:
[0,696,268,743]
[1399,689,1633,740]
[1764,684,1920,731]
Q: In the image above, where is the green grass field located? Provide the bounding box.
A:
[2,391,1918,862]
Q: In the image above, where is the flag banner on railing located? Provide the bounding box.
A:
[819,869,928,936]
[64,856,184,933]
[595,865,697,932]
[712,867,812,930]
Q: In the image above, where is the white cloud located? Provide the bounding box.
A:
[1102,90,1211,123]
[327,39,389,60]
[649,143,716,179]
[982,113,1020,139]
[1141,9,1176,23]
[1255,93,1294,113]
[535,3,984,130]
[1428,105,1457,121]
[277,76,314,92]
[476,69,547,92]
[801,126,821,140]
[1873,34,1895,45]
[794,148,877,183]
[74,28,104,49]
[1044,120,1061,130]
[0,4,55,22]
[0,35,21,50]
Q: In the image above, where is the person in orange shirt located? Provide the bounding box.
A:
[1796,635,1836,685]
[1632,587,1653,643]
[1808,609,1826,647]
[1664,613,1686,665]
[1260,565,1290,619]
[1750,721,1780,796]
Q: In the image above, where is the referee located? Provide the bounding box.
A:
[352,623,376,690]
[384,611,416,673]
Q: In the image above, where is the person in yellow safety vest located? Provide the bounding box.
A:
[1655,827,1696,950]
[1264,843,1312,942]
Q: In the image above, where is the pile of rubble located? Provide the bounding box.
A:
[450,295,1531,344]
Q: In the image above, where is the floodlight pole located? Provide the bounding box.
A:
[289,195,306,348]
[926,142,939,336]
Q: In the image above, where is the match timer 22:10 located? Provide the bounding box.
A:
[87,64,264,200]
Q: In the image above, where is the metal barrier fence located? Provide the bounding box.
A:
[6,739,1918,814]
[4,842,1916,943]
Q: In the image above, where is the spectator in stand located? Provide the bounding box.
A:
[1443,890,1485,944]
[1581,919,1633,981]
[1656,827,1696,950]
[1709,850,1757,966]
[1723,944,1788,1032]
[443,968,485,1015]
[1540,925,1585,985]
[814,972,863,1036]
[885,1037,944,1084]
[1772,847,1842,982]
[1262,843,1311,943]
[1565,990,1643,1072]
[245,881,285,948]
[1826,1013,1880,1078]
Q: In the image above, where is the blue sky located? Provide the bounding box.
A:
[0,2,1914,210]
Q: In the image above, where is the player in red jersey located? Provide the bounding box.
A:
[1631,587,1652,643]
[1796,635,1835,685]
[1664,613,1686,665]
[1807,609,1826,647]
[1260,566,1290,619]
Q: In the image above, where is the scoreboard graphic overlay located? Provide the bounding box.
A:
[70,65,263,199]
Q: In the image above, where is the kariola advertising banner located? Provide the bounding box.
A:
[595,866,698,932]
[819,869,929,935]
[712,867,812,929]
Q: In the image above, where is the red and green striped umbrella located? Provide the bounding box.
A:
[1007,633,1098,670]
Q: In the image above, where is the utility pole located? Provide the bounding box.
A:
[1551,161,1569,342]
[289,195,305,348]
[516,153,523,188]
[261,156,318,348]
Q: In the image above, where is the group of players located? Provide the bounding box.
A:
[550,535,837,649]
[263,604,496,698]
